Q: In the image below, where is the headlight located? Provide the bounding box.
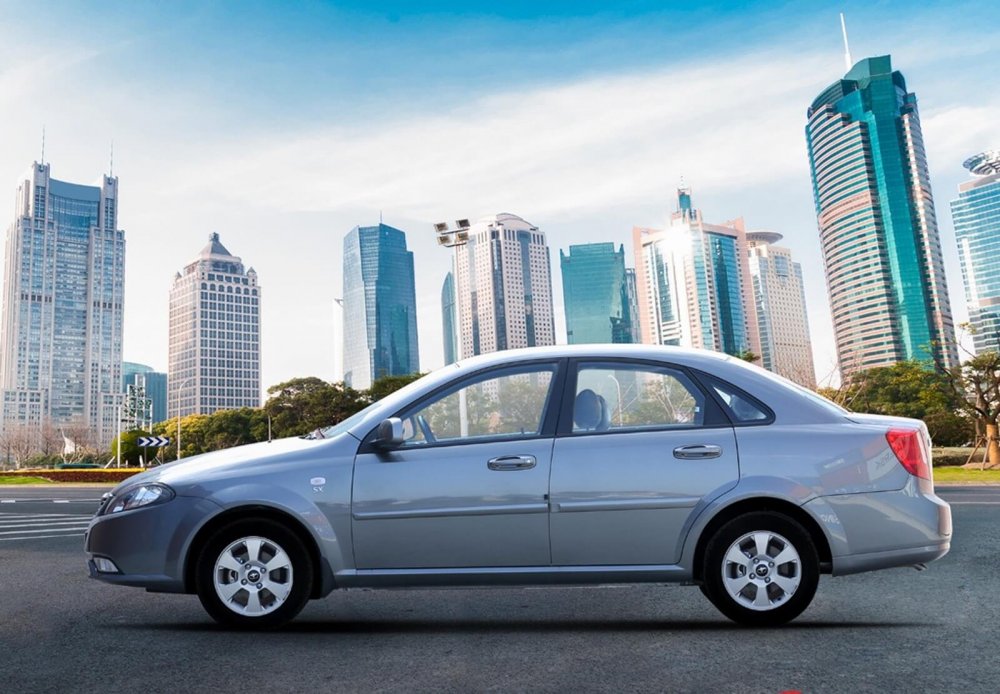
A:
[103,484,175,515]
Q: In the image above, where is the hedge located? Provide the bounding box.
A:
[1,468,144,483]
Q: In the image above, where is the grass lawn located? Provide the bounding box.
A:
[934,467,1000,484]
[0,475,51,484]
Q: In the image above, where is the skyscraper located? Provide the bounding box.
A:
[342,223,419,389]
[452,213,555,359]
[633,187,760,357]
[951,150,1000,354]
[746,232,817,387]
[441,271,458,365]
[0,162,124,444]
[169,233,260,417]
[806,55,957,377]
[560,242,636,344]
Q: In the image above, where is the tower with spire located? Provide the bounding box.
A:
[168,233,261,418]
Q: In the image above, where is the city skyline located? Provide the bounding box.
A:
[1,2,997,389]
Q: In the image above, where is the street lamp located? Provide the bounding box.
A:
[433,219,471,248]
[606,373,624,426]
[175,376,193,461]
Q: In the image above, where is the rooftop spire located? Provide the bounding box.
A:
[40,126,46,164]
[840,13,853,73]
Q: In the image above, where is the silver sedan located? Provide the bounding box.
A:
[85,345,951,628]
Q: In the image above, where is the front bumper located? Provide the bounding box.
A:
[85,495,222,593]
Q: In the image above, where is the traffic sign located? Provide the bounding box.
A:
[137,436,171,447]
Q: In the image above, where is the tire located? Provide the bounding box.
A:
[701,511,818,627]
[195,518,314,629]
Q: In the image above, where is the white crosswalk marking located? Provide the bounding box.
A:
[0,512,92,541]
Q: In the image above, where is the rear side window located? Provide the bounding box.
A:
[704,377,771,424]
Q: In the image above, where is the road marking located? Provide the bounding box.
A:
[0,533,87,542]
[0,520,92,530]
[0,513,91,541]
[0,499,14,503]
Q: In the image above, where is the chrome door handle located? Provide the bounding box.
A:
[488,455,537,471]
[673,444,722,460]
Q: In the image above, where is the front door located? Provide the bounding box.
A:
[352,361,562,569]
[549,360,740,566]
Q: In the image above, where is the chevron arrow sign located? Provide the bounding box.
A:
[137,436,171,447]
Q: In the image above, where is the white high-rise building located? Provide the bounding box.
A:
[746,231,816,388]
[452,213,555,359]
[0,162,124,445]
[169,234,260,418]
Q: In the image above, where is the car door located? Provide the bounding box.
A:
[548,359,740,566]
[351,360,564,569]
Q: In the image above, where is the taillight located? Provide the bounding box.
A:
[886,429,930,480]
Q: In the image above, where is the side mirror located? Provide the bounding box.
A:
[374,417,405,449]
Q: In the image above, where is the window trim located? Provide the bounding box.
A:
[555,358,730,438]
[690,369,775,427]
[358,358,567,453]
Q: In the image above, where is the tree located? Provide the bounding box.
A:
[736,350,761,364]
[365,373,424,403]
[941,351,1000,466]
[264,377,368,438]
[110,429,153,467]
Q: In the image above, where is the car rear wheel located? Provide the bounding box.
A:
[701,511,818,626]
[195,518,313,629]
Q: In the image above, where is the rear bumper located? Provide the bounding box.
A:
[806,482,952,576]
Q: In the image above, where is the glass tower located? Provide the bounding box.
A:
[0,162,125,445]
[560,243,636,344]
[951,150,1000,354]
[806,55,957,377]
[632,187,759,357]
[452,213,555,359]
[441,272,457,365]
[169,234,261,417]
[122,362,168,424]
[342,224,419,389]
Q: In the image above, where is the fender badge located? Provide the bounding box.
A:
[310,477,326,487]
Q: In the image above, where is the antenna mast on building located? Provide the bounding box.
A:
[109,140,114,177]
[840,13,853,72]
[41,126,46,164]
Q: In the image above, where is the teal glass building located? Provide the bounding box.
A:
[441,271,457,365]
[342,224,419,389]
[951,151,1000,354]
[122,362,168,425]
[806,55,957,377]
[560,243,636,344]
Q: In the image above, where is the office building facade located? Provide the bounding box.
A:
[806,55,957,377]
[560,242,636,344]
[746,232,817,387]
[951,150,1000,354]
[633,188,760,357]
[0,162,124,445]
[342,224,419,389]
[452,213,555,359]
[168,233,260,417]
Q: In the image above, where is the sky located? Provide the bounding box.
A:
[1,0,998,391]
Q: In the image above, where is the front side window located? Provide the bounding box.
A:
[399,364,557,446]
[572,362,705,433]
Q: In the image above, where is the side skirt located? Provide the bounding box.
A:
[334,564,689,589]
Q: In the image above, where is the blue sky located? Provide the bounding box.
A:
[1,0,998,388]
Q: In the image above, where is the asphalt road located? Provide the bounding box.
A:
[1,486,997,693]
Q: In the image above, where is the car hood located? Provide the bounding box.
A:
[110,433,357,493]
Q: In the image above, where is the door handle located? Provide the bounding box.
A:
[488,455,537,471]
[673,444,722,460]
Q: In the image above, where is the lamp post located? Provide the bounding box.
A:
[175,376,193,461]
[606,373,624,426]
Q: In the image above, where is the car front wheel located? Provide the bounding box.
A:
[195,518,313,629]
[701,511,818,626]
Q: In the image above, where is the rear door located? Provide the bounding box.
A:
[548,359,740,566]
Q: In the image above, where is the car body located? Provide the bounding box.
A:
[85,344,952,628]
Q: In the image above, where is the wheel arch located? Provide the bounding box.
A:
[690,497,833,582]
[183,505,332,599]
